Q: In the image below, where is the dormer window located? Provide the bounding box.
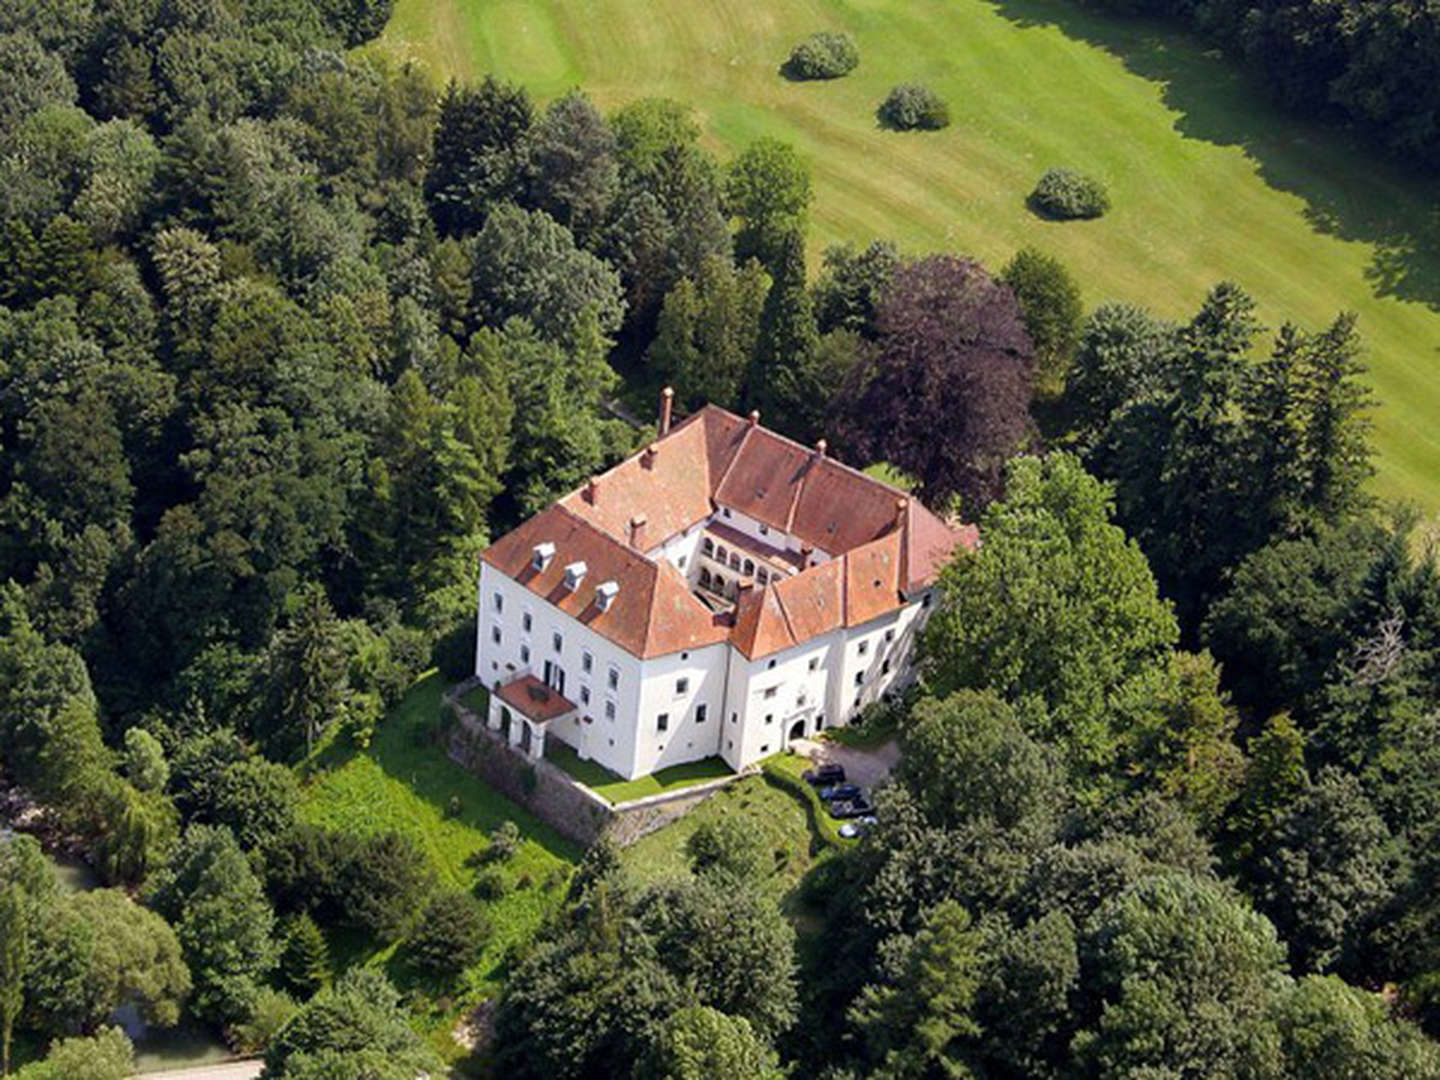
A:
[562,561,587,591]
[531,542,556,572]
[595,581,619,612]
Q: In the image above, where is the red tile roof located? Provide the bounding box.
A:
[496,674,577,723]
[482,404,976,660]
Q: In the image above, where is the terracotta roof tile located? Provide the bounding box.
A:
[772,560,844,644]
[496,674,577,723]
[731,585,797,658]
[481,504,727,659]
[487,403,975,660]
[844,532,904,627]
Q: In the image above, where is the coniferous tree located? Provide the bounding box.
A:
[280,912,330,999]
[0,884,27,1077]
[747,230,820,438]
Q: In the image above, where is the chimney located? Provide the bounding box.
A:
[659,386,675,437]
[814,438,828,459]
[748,410,760,428]
[530,542,556,572]
[642,442,659,470]
[595,581,619,611]
[895,497,908,529]
[629,514,648,549]
[562,561,588,591]
[585,477,598,504]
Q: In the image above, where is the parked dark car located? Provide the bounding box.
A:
[818,783,862,803]
[803,763,845,786]
[828,796,876,820]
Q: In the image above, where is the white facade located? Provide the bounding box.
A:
[475,556,932,780]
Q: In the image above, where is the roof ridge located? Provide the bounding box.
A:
[770,584,800,644]
[713,420,757,500]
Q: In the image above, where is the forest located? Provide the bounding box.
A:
[1,0,1439,1076]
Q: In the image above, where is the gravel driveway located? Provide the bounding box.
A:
[790,737,899,790]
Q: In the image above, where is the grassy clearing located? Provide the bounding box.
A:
[370,0,1440,513]
[619,774,818,900]
[544,740,734,803]
[299,672,580,1004]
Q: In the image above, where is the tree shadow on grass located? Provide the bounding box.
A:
[983,0,1440,312]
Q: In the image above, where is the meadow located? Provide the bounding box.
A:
[369,0,1440,511]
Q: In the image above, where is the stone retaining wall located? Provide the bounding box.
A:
[443,683,747,849]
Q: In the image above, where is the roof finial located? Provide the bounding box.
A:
[748,410,760,428]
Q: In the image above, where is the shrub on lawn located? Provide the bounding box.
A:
[687,816,770,881]
[487,819,522,861]
[408,890,490,982]
[783,31,859,80]
[878,83,950,130]
[1029,167,1111,219]
[474,867,507,900]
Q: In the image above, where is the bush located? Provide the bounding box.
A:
[878,84,950,131]
[488,820,521,861]
[474,867,507,900]
[686,817,771,881]
[1028,168,1111,219]
[407,891,489,982]
[783,31,859,80]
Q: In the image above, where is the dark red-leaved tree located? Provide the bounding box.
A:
[842,254,1035,511]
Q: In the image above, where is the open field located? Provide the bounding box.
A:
[370,0,1440,511]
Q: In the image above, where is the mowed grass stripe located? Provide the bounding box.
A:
[366,0,1440,510]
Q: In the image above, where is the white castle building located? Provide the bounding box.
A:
[473,390,976,780]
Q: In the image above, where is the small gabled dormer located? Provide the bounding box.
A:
[595,581,619,612]
[562,561,588,591]
[531,542,556,572]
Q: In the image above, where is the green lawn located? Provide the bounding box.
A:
[619,774,819,898]
[369,0,1440,512]
[299,672,580,1004]
[545,739,734,803]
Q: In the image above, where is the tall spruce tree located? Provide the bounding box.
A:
[747,230,820,438]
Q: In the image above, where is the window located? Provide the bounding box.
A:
[808,656,819,672]
[681,652,689,660]
[760,744,769,754]
[882,659,892,675]
[522,612,533,633]
[716,544,728,562]
[797,692,807,706]
[759,523,769,535]
[722,508,732,518]
[763,686,778,699]
[678,555,686,569]
[731,713,738,724]
[582,650,593,674]
[728,740,734,750]
[607,667,619,690]
[922,592,932,609]
[491,626,501,644]
[885,628,896,643]
[743,558,754,575]
[580,686,591,705]
[857,640,869,656]
[729,553,741,570]
[676,677,689,695]
[492,592,503,613]
[696,704,708,723]
[756,568,769,585]
[702,538,714,556]
[657,713,669,732]
[767,659,777,670]
[520,644,530,664]
[605,700,616,720]
[854,671,864,686]
[714,574,725,593]
[552,631,563,653]
[765,714,774,725]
